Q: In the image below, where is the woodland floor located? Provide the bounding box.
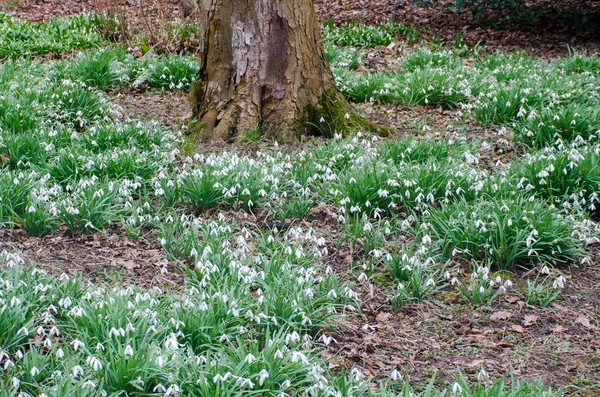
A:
[1,1,600,396]
[2,0,599,55]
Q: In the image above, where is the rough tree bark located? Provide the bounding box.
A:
[188,0,388,142]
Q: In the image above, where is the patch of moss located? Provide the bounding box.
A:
[182,121,210,152]
[242,124,262,143]
[303,89,393,137]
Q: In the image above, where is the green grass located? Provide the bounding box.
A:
[0,13,104,58]
[323,20,420,48]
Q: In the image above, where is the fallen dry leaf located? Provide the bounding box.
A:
[511,325,525,333]
[551,325,567,333]
[506,296,522,304]
[375,312,391,324]
[575,315,592,328]
[523,314,539,327]
[490,310,513,321]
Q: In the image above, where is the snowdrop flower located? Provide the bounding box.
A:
[213,372,231,382]
[82,380,97,389]
[258,369,270,386]
[291,351,308,364]
[86,356,103,371]
[72,365,84,378]
[391,368,402,381]
[320,334,337,346]
[153,384,167,393]
[244,353,256,364]
[155,356,168,367]
[541,265,550,275]
[71,339,85,351]
[553,275,566,289]
[452,382,463,395]
[123,345,134,358]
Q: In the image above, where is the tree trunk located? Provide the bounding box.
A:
[180,0,195,18]
[188,0,387,142]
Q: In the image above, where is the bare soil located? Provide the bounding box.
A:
[112,88,190,131]
[0,228,183,289]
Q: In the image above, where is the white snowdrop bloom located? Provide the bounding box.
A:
[213,372,231,383]
[320,334,336,346]
[258,369,270,386]
[72,365,84,378]
[86,356,103,371]
[10,297,21,307]
[291,351,308,364]
[68,306,86,317]
[426,278,436,288]
[541,266,550,275]
[452,382,463,395]
[155,356,167,367]
[82,380,97,389]
[30,367,40,377]
[244,353,256,364]
[153,384,167,393]
[17,327,29,336]
[479,286,485,294]
[56,348,65,359]
[123,345,134,358]
[58,296,72,308]
[239,378,255,388]
[391,368,402,381]
[219,334,230,343]
[10,377,19,388]
[477,367,489,383]
[553,275,566,289]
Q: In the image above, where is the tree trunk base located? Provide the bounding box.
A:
[188,84,391,143]
[188,0,392,143]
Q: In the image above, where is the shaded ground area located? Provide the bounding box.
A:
[112,88,190,131]
[2,0,599,56]
[0,228,183,289]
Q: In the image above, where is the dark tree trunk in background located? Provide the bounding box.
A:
[181,0,195,18]
[188,0,386,142]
